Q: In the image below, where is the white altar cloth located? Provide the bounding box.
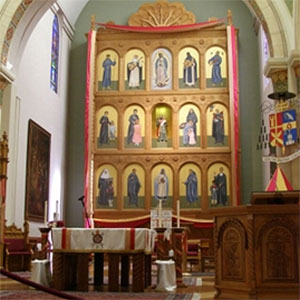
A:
[155,260,177,292]
[31,259,52,287]
[52,228,156,253]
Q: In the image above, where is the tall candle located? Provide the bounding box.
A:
[158,199,162,227]
[55,200,59,221]
[177,200,180,228]
[44,201,48,226]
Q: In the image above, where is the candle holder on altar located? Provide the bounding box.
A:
[39,227,51,260]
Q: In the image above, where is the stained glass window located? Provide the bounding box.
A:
[50,14,59,93]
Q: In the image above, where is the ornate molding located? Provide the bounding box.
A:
[128,0,196,27]
[217,218,248,249]
[256,216,298,248]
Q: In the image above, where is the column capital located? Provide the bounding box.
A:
[264,58,288,92]
[264,57,288,78]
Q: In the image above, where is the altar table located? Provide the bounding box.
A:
[52,228,155,292]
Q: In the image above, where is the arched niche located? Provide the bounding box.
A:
[152,104,172,148]
[123,164,145,209]
[96,105,118,149]
[95,164,117,209]
[151,48,172,90]
[124,49,145,90]
[179,104,201,147]
[205,46,227,88]
[207,163,230,207]
[123,105,145,149]
[96,49,119,91]
[206,103,229,147]
[151,164,173,208]
[178,47,199,89]
[179,163,201,209]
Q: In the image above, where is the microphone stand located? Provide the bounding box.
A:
[78,196,90,228]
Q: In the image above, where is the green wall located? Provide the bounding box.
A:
[66,0,263,227]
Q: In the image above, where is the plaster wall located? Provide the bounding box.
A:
[5,9,71,236]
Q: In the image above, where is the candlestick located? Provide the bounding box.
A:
[177,200,180,228]
[158,199,162,227]
[44,201,48,226]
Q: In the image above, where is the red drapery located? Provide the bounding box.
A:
[94,216,214,229]
[96,19,224,33]
[84,30,93,228]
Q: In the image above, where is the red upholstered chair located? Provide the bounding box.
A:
[4,221,33,272]
[186,239,201,272]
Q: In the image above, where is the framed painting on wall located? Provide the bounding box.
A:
[25,120,51,222]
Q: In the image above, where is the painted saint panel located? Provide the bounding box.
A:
[206,103,228,147]
[97,49,119,91]
[151,48,172,90]
[151,164,173,208]
[178,47,199,89]
[179,104,200,147]
[123,164,145,209]
[206,46,227,88]
[95,164,117,209]
[152,105,172,148]
[96,106,118,149]
[207,163,230,207]
[125,49,145,90]
[124,105,145,148]
[179,164,201,209]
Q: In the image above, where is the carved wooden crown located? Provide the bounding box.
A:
[128,0,196,27]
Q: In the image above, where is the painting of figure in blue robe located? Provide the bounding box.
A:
[206,47,227,88]
[98,50,118,91]
[127,169,141,206]
[184,169,198,205]
[179,164,201,209]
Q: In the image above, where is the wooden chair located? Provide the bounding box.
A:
[4,220,33,271]
[200,238,215,273]
[185,239,201,272]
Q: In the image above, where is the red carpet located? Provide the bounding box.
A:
[0,291,192,299]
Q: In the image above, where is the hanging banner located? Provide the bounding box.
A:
[282,109,297,146]
[269,112,283,147]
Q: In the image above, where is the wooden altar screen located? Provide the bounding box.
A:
[88,0,240,223]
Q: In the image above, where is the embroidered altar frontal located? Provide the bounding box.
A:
[52,228,156,253]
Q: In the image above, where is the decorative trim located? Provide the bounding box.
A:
[217,218,248,249]
[1,0,34,64]
[256,216,298,249]
[128,0,195,27]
